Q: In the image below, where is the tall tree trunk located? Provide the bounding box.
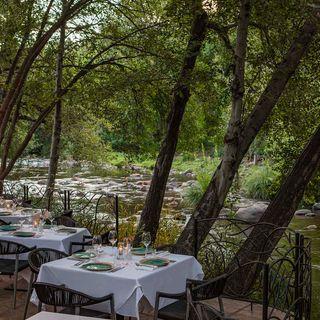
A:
[176,9,320,253]
[46,2,67,203]
[226,123,320,294]
[134,1,208,244]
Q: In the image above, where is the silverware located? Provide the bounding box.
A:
[109,266,125,273]
[74,259,89,266]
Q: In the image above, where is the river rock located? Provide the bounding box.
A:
[312,203,320,213]
[295,209,312,216]
[306,212,316,217]
[219,208,232,218]
[235,203,268,223]
[306,225,317,230]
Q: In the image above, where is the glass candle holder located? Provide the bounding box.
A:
[117,242,124,259]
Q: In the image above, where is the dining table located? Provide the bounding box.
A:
[0,226,90,254]
[36,247,203,319]
[0,207,35,225]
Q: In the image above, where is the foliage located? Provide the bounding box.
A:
[241,163,280,201]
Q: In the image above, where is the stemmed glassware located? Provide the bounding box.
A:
[108,230,117,256]
[141,232,151,257]
[92,235,103,255]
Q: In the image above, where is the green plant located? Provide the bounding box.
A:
[242,163,280,200]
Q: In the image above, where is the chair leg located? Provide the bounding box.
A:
[23,272,34,320]
[218,296,224,316]
[13,255,19,309]
[75,306,80,315]
[110,297,116,320]
[38,301,42,313]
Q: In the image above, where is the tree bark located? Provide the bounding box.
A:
[226,123,320,294]
[176,8,320,253]
[134,1,208,244]
[46,1,67,200]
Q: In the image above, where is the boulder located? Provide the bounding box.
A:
[235,203,268,223]
[312,203,320,213]
[306,212,316,217]
[294,209,312,216]
[306,225,317,230]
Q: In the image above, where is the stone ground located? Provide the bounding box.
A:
[0,277,282,320]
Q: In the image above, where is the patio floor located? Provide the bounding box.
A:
[0,277,283,320]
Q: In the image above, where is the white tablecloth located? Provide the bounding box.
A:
[37,247,203,318]
[28,311,103,320]
[0,207,33,224]
[0,227,90,254]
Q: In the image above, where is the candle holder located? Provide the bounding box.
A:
[117,242,124,260]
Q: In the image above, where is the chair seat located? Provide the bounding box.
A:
[61,307,111,318]
[0,259,29,275]
[158,300,187,320]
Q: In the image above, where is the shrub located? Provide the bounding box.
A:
[242,163,280,200]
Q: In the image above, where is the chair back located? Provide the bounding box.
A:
[0,219,9,226]
[188,274,228,302]
[28,248,68,274]
[55,215,77,227]
[0,240,34,255]
[34,282,101,307]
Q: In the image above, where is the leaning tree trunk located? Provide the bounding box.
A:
[226,123,320,294]
[134,1,208,244]
[176,9,320,253]
[46,2,67,208]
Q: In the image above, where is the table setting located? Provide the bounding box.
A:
[36,232,203,318]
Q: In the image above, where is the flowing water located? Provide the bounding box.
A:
[8,159,320,318]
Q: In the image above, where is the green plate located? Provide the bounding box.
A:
[81,262,113,272]
[131,247,153,255]
[0,225,17,232]
[56,228,77,234]
[12,231,35,237]
[0,212,11,216]
[139,257,170,267]
[72,252,97,260]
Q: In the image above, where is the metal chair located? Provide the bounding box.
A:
[54,215,77,227]
[69,230,112,255]
[154,274,229,320]
[34,282,116,319]
[0,240,35,308]
[0,218,9,225]
[23,248,69,319]
[156,244,193,256]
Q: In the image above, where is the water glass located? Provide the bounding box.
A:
[92,235,103,254]
[108,230,117,256]
[141,232,151,257]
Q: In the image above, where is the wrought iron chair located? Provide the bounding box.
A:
[54,215,77,227]
[23,248,69,319]
[0,240,35,308]
[69,230,111,255]
[0,218,9,225]
[156,243,193,255]
[34,282,116,319]
[154,274,229,320]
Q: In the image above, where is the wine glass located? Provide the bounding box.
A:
[141,232,151,257]
[92,235,102,254]
[108,230,117,256]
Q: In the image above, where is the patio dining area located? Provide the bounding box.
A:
[0,182,313,320]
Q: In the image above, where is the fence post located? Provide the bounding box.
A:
[194,218,198,259]
[115,195,119,236]
[262,263,269,320]
[63,190,67,211]
[295,232,302,320]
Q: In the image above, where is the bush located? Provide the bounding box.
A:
[242,163,280,200]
